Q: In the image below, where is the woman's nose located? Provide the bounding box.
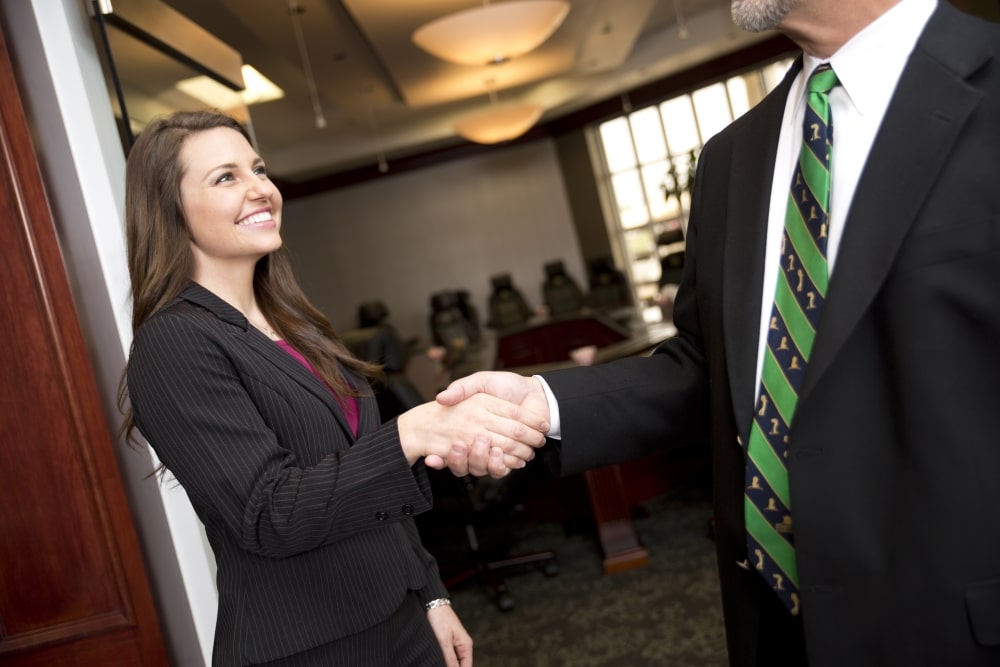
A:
[247,177,275,199]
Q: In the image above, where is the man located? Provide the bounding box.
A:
[432,1,1000,664]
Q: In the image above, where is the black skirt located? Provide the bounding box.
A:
[255,591,447,666]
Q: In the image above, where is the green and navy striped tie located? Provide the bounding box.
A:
[744,64,838,616]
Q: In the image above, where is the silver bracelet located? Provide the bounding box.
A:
[424,597,451,610]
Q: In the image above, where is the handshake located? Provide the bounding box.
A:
[396,371,551,478]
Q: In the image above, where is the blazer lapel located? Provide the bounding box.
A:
[724,62,800,444]
[802,4,989,399]
[247,334,367,443]
[180,283,361,440]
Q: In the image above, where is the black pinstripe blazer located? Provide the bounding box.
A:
[128,282,448,666]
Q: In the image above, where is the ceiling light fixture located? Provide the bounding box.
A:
[175,65,284,110]
[674,0,689,40]
[288,1,327,129]
[454,80,543,144]
[361,84,389,173]
[454,103,543,144]
[412,0,570,66]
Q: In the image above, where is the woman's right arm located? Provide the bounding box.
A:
[128,312,426,558]
[127,311,546,557]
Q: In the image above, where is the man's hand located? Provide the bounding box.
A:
[429,372,550,477]
[424,435,517,479]
[398,388,547,478]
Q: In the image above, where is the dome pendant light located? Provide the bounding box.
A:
[454,80,543,144]
[413,1,570,66]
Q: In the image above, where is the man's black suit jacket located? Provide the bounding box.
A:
[542,4,1000,665]
[128,283,447,665]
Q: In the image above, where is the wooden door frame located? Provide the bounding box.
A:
[0,18,167,665]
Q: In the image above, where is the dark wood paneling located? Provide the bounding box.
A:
[0,22,167,665]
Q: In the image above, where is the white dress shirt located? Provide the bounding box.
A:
[753,0,937,392]
[542,0,938,439]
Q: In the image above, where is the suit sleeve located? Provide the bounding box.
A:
[541,153,713,476]
[128,311,432,559]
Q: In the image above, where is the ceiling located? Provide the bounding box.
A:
[124,0,772,183]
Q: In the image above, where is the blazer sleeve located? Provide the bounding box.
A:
[402,508,450,603]
[127,309,433,559]
[541,340,711,476]
[540,163,714,475]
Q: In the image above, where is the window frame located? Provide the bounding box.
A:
[591,57,794,323]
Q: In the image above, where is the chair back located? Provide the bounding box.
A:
[486,274,532,330]
[542,261,586,317]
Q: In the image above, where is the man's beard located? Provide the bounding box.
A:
[731,0,797,32]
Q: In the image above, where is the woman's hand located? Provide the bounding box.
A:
[397,391,548,475]
[431,372,553,477]
[427,603,473,667]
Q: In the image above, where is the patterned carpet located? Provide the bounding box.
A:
[439,480,729,667]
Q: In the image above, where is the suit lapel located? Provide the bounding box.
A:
[180,283,362,440]
[248,334,370,443]
[250,334,360,440]
[801,4,989,400]
[724,63,800,445]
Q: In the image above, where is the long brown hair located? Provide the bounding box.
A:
[119,110,379,447]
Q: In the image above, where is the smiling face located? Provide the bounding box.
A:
[178,126,283,281]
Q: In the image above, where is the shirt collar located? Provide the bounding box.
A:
[801,0,937,117]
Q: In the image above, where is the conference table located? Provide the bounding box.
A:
[497,313,678,574]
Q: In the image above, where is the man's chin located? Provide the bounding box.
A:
[730,0,793,33]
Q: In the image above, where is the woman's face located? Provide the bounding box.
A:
[178,126,283,278]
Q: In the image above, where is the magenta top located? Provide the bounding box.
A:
[276,340,359,437]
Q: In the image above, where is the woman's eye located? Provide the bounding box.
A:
[254,165,268,177]
[214,172,234,184]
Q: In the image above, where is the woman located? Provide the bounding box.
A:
[120,110,545,666]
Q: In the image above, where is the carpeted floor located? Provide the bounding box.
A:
[439,481,729,667]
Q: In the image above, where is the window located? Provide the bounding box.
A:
[594,58,793,323]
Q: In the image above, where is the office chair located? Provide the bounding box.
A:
[586,256,632,311]
[420,466,558,612]
[659,249,686,288]
[656,226,686,285]
[428,291,475,378]
[429,291,473,349]
[355,300,408,371]
[486,274,533,331]
[344,300,424,417]
[541,260,586,317]
[454,289,482,345]
[423,292,559,609]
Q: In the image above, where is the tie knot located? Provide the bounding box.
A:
[808,64,839,95]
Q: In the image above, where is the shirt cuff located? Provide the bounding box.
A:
[533,375,561,439]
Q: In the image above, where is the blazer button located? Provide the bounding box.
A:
[375,511,390,521]
[401,504,414,515]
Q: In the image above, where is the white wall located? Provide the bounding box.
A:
[283,140,587,347]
